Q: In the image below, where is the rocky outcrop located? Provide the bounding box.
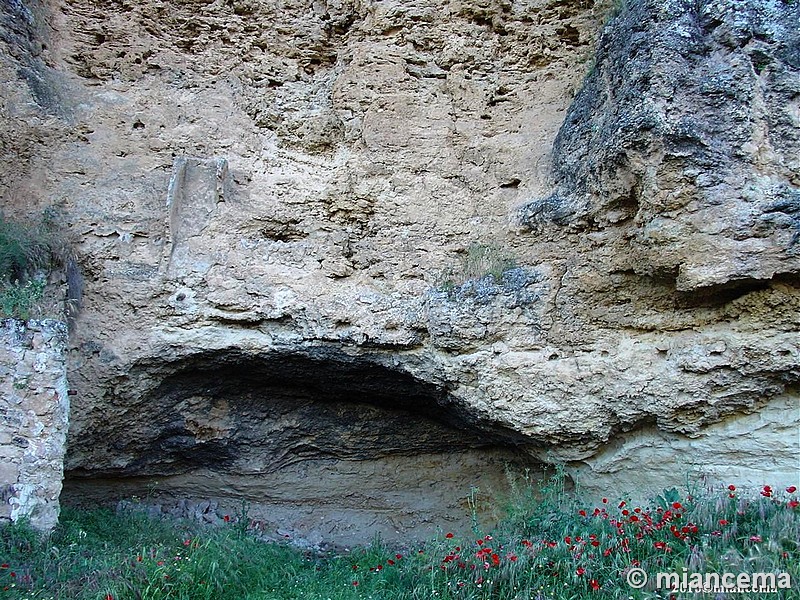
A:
[0,0,797,541]
[520,0,800,291]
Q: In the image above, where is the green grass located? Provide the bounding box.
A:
[1,475,798,599]
[0,278,46,320]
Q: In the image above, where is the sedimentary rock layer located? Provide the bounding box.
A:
[0,0,797,539]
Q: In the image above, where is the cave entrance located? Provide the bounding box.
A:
[63,350,542,546]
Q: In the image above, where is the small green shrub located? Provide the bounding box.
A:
[0,209,78,320]
[0,219,51,284]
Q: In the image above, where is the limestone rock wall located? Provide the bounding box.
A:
[0,320,69,531]
[0,0,797,538]
[521,0,800,292]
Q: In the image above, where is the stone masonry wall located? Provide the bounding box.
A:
[0,319,69,531]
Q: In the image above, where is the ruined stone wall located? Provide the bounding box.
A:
[0,320,69,531]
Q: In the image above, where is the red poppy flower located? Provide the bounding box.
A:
[787,486,797,493]
[387,559,395,566]
[578,510,587,517]
[591,579,600,591]
[395,554,403,560]
[602,498,608,504]
[788,500,799,509]
[223,515,230,523]
[576,567,585,576]
[352,581,359,586]
[749,535,762,542]
[509,554,518,562]
[0,565,7,569]
[618,501,626,508]
[105,595,114,600]
[728,484,736,491]
[719,519,728,526]
[564,536,571,544]
[445,532,454,539]
[375,564,383,571]
[672,502,682,510]
[491,553,500,567]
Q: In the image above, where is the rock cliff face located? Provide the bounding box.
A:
[1,0,798,542]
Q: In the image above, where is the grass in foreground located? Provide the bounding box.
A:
[1,475,798,599]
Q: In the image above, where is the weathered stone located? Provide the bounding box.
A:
[0,0,797,543]
[0,320,69,531]
[520,0,800,292]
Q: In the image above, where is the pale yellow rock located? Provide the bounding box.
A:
[0,0,797,541]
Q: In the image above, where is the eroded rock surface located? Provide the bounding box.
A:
[520,0,800,292]
[0,0,798,541]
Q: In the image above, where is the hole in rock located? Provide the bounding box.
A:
[63,350,543,546]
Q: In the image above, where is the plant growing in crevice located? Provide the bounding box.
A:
[0,278,45,320]
[435,243,543,307]
[0,208,81,321]
[437,243,517,292]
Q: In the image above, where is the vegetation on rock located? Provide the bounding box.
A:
[438,244,518,293]
[0,210,78,320]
